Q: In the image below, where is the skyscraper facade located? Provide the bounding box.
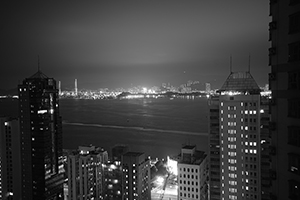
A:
[0,117,22,200]
[121,152,151,200]
[209,71,262,200]
[18,70,64,199]
[269,1,300,199]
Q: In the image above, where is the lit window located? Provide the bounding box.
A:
[38,110,47,114]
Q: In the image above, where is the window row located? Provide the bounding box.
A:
[179,167,198,173]
[179,186,199,193]
[179,180,199,186]
[179,174,198,179]
[179,193,199,199]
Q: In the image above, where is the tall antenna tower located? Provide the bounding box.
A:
[75,79,78,96]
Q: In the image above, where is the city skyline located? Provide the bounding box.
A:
[2,1,270,90]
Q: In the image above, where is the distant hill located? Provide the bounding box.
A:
[0,88,18,96]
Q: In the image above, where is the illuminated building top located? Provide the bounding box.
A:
[218,71,261,95]
[29,70,48,79]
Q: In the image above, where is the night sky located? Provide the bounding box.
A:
[1,1,270,90]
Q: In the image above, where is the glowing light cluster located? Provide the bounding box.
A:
[167,156,178,175]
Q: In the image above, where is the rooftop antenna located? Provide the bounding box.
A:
[248,54,251,73]
[230,55,232,73]
[38,55,40,72]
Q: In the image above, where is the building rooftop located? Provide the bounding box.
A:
[182,145,196,150]
[29,70,49,79]
[178,150,206,165]
[218,71,260,94]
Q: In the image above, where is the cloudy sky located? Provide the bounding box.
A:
[1,1,270,90]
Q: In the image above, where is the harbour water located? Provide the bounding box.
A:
[60,97,209,158]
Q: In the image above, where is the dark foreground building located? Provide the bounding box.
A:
[269,1,300,199]
[122,152,151,200]
[18,70,64,199]
[0,117,22,200]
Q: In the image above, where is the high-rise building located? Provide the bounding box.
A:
[177,145,208,200]
[75,79,78,96]
[121,152,151,200]
[269,1,300,199]
[18,70,64,199]
[0,117,22,200]
[209,71,262,200]
[67,145,108,200]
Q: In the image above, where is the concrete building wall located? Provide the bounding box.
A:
[269,1,300,199]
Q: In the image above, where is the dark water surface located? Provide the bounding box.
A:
[60,97,209,158]
[0,97,209,158]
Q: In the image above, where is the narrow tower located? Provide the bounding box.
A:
[75,79,78,96]
[58,81,61,95]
